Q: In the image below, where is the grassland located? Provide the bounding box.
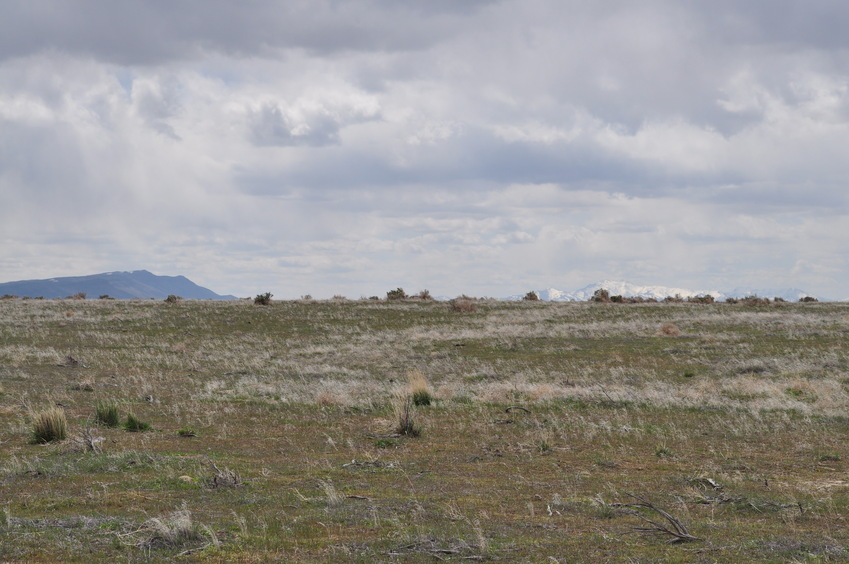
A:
[1,296,849,562]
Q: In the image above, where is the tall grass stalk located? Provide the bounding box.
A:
[393,393,421,437]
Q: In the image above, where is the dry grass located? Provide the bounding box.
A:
[30,407,67,443]
[407,369,434,406]
[392,392,421,436]
[1,298,849,561]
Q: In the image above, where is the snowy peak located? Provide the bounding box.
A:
[533,281,721,302]
[512,281,818,302]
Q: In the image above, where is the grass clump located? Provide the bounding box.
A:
[124,412,152,432]
[373,437,399,449]
[206,463,242,488]
[407,369,434,406]
[94,400,121,427]
[140,504,208,550]
[30,408,68,444]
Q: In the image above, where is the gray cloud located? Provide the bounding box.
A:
[0,0,499,65]
[249,103,341,147]
[2,1,849,299]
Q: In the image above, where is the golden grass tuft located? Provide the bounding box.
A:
[30,407,68,444]
[407,369,434,406]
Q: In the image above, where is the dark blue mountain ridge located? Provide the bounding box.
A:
[0,270,237,300]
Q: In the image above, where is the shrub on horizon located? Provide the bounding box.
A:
[254,292,273,305]
[386,288,407,300]
[450,298,477,312]
[591,289,610,303]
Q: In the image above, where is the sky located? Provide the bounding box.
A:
[1,1,848,299]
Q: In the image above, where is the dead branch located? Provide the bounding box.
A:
[505,406,530,413]
[615,492,700,544]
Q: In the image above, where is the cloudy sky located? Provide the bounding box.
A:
[2,1,848,299]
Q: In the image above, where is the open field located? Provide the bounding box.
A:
[1,297,849,562]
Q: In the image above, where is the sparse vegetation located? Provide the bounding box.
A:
[1,297,849,561]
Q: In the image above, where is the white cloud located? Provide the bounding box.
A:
[1,1,849,299]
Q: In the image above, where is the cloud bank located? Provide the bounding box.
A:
[2,1,848,298]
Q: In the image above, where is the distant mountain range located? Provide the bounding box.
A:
[507,280,821,302]
[0,270,237,300]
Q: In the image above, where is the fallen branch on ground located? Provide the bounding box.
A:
[613,492,700,544]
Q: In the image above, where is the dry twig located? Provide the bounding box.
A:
[614,492,700,544]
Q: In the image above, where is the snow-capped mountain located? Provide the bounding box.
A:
[508,280,818,302]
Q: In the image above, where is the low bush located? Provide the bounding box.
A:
[450,298,477,312]
[523,291,540,301]
[386,288,407,300]
[591,289,610,303]
[254,292,273,305]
